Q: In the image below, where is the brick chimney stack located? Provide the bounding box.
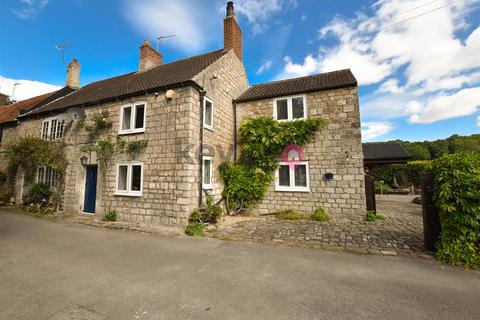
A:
[224,1,242,61]
[66,58,81,89]
[138,40,163,72]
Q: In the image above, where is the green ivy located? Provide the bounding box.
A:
[220,116,326,214]
[431,152,480,268]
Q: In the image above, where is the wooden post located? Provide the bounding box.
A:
[420,172,441,251]
[365,174,376,214]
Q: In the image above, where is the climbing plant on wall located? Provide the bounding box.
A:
[3,136,68,208]
[220,116,326,214]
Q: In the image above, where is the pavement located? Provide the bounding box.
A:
[206,195,426,256]
[1,210,479,320]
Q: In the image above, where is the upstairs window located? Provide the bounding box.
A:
[119,101,146,134]
[275,161,310,192]
[115,162,144,196]
[36,166,58,187]
[203,97,214,130]
[42,119,65,140]
[273,95,307,121]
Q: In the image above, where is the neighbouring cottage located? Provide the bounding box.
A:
[4,1,366,225]
[0,87,75,172]
[362,142,412,172]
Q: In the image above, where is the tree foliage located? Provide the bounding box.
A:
[390,134,480,160]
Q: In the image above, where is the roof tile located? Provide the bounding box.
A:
[236,69,357,102]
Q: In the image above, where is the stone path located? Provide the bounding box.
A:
[205,195,430,257]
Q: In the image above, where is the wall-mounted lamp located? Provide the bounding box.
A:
[165,89,177,100]
[324,172,334,181]
[345,151,350,162]
[80,155,88,166]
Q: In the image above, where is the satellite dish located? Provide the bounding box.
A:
[66,107,86,120]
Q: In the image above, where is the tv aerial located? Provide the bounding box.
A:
[156,34,175,51]
[55,39,75,65]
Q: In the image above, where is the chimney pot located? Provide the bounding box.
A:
[226,1,234,16]
[138,40,163,72]
[66,58,81,89]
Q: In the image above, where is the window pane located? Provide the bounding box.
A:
[131,165,142,191]
[292,97,305,119]
[276,99,288,120]
[57,120,65,138]
[51,120,57,140]
[134,105,145,129]
[42,122,49,140]
[118,165,128,191]
[37,167,45,184]
[122,107,132,131]
[203,159,211,185]
[278,165,290,186]
[294,165,307,187]
[204,100,212,127]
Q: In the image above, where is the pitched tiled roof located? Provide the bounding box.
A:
[0,92,55,124]
[27,49,228,116]
[236,69,357,102]
[362,143,411,161]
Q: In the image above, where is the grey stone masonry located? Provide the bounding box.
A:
[236,87,366,220]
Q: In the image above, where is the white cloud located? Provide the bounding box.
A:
[378,78,404,94]
[12,0,49,20]
[235,0,298,34]
[0,76,61,101]
[124,0,212,53]
[278,0,480,88]
[477,115,480,126]
[255,60,273,75]
[278,0,480,126]
[301,14,307,21]
[361,121,394,141]
[408,87,480,124]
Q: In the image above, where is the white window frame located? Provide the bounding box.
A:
[202,156,213,190]
[41,118,65,140]
[118,101,147,135]
[275,161,310,192]
[36,165,57,187]
[203,96,214,131]
[273,94,307,121]
[114,161,144,196]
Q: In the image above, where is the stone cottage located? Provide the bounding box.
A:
[7,1,365,225]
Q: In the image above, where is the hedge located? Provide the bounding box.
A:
[431,152,480,268]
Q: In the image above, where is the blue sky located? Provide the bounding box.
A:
[1,0,479,141]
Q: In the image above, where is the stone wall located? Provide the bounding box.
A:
[0,124,17,171]
[236,87,366,221]
[193,50,249,201]
[9,50,248,227]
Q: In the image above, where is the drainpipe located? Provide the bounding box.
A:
[233,100,237,161]
[198,89,207,206]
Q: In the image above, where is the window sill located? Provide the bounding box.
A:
[274,187,310,193]
[114,192,142,197]
[203,125,214,131]
[202,185,213,190]
[274,118,307,122]
[118,129,146,136]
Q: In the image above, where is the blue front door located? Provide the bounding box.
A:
[84,165,98,213]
